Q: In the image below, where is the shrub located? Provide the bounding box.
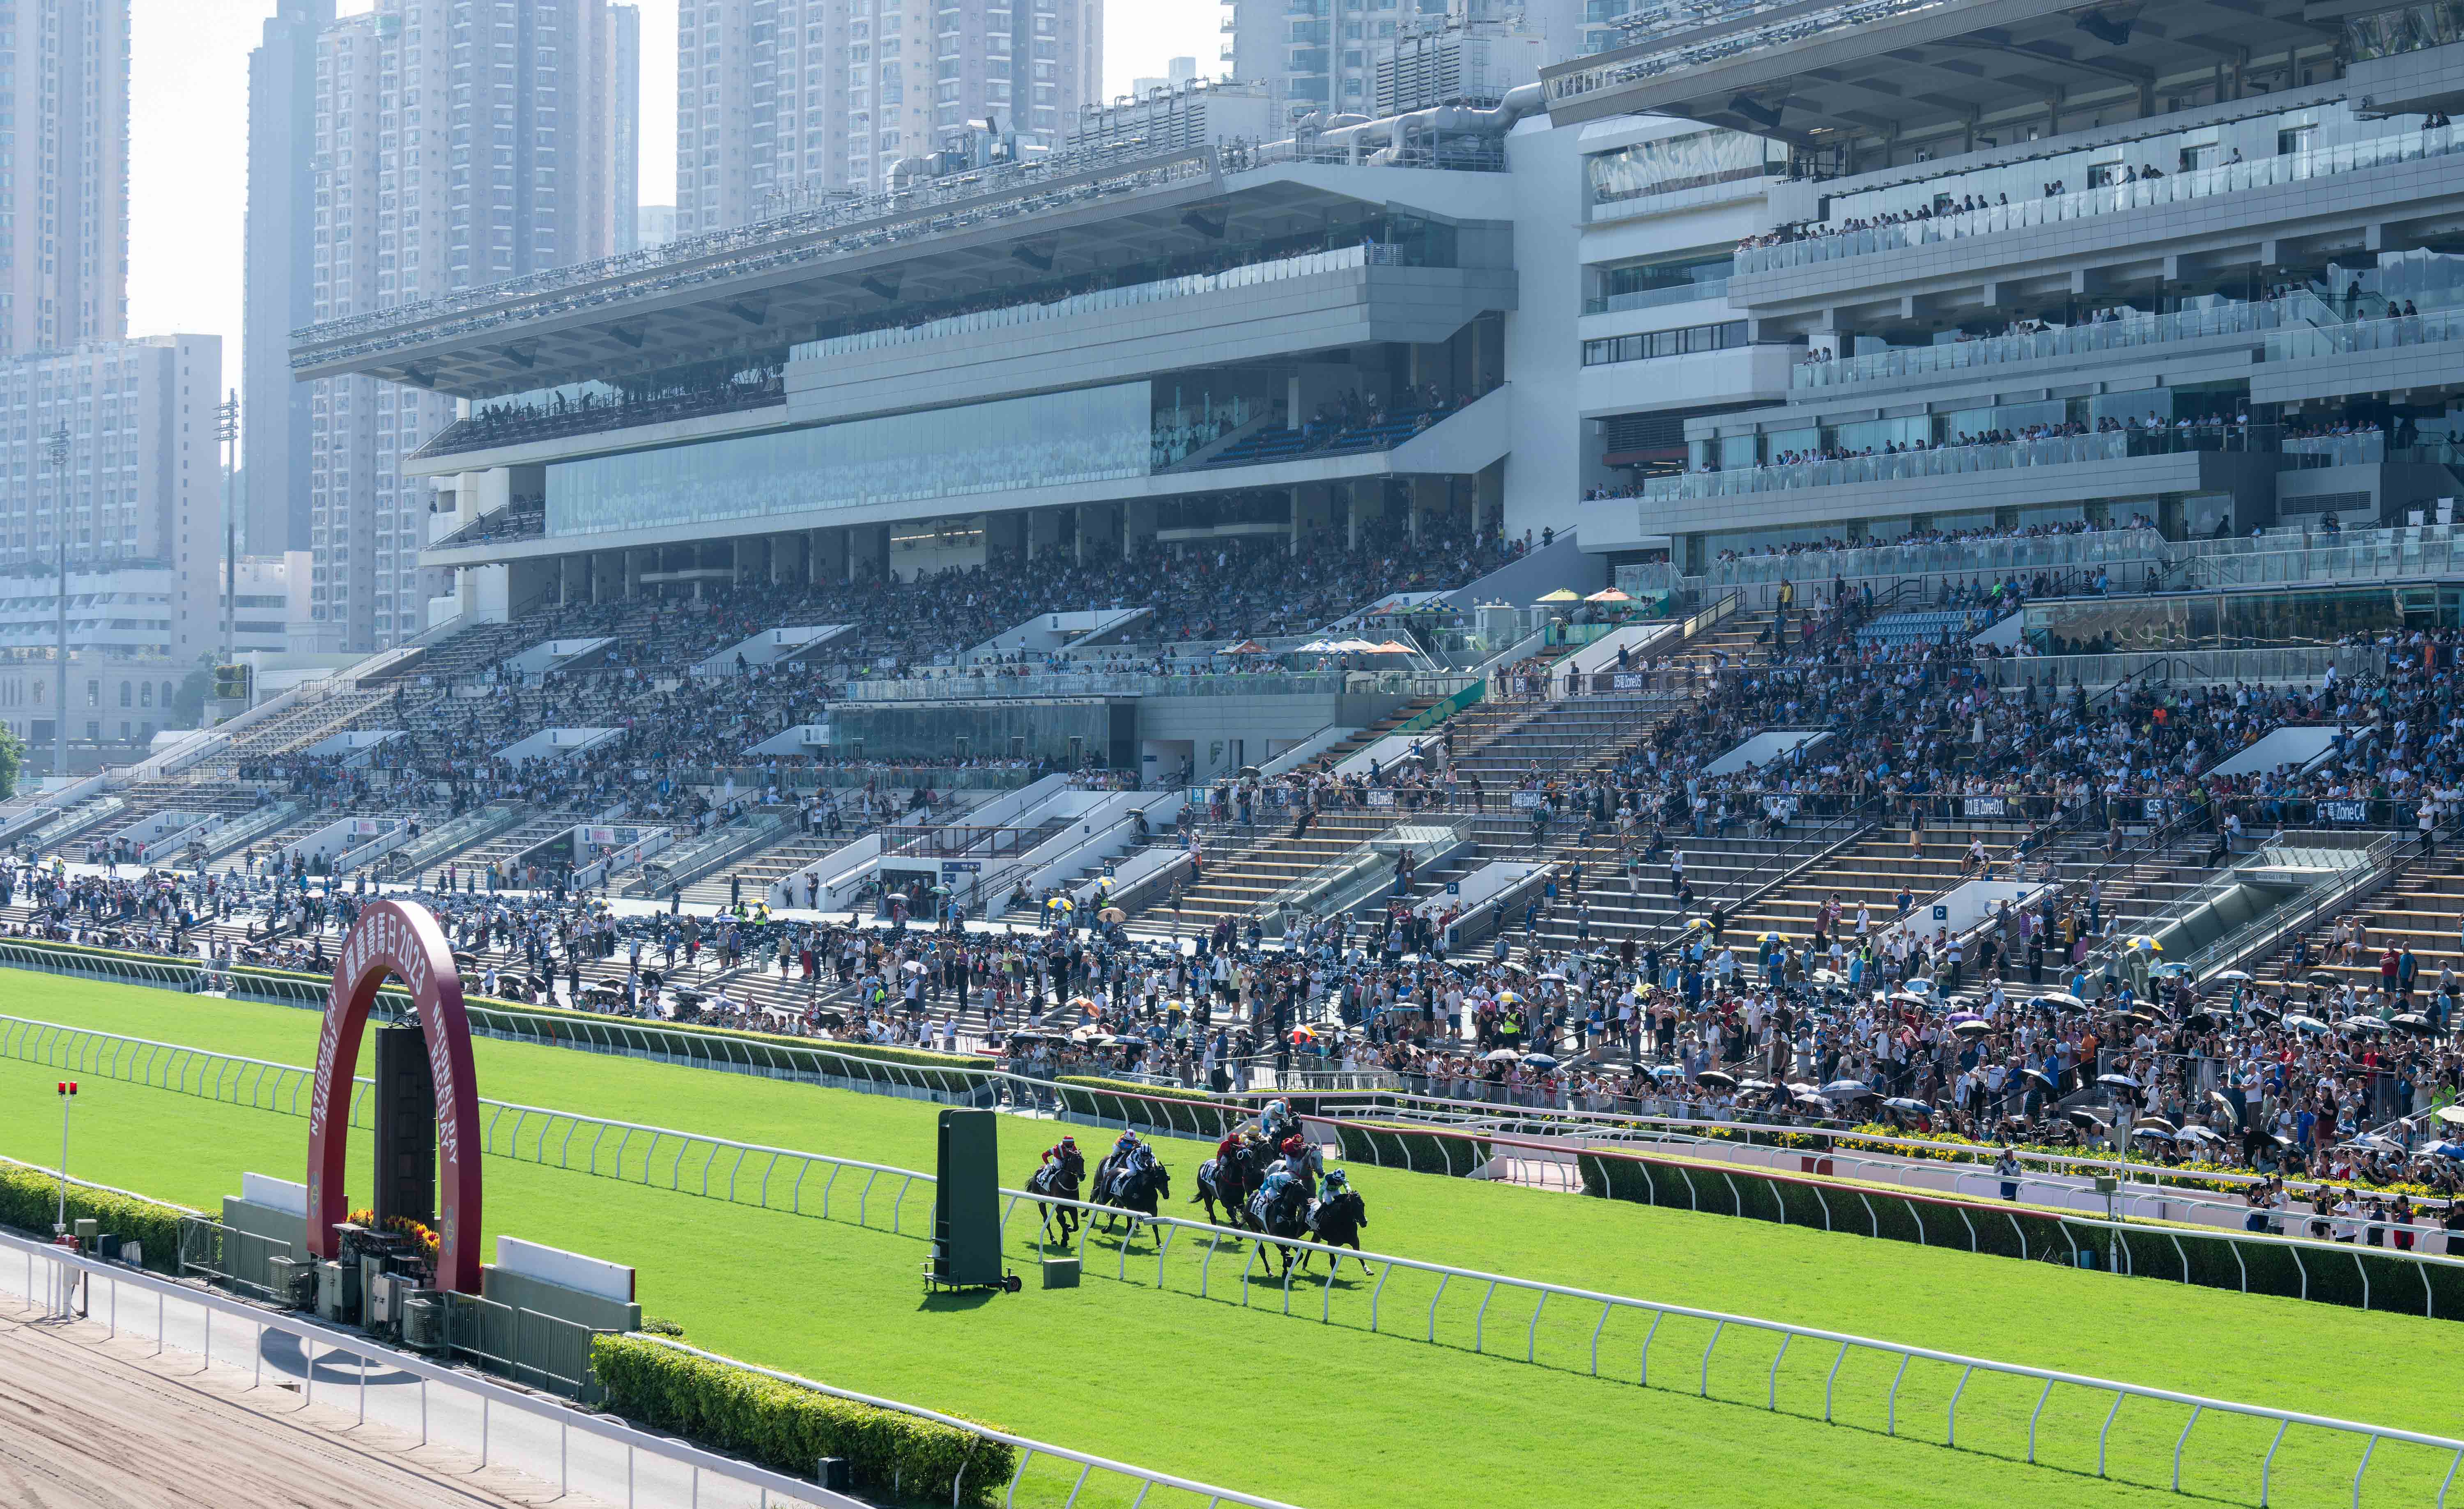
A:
[1053,1077,1237,1139]
[0,1161,188,1272]
[1334,1121,1492,1178]
[1055,1075,1218,1105]
[591,1333,1014,1506]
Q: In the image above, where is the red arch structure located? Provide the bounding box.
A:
[304,900,485,1293]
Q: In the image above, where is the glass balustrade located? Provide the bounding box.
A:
[1791,299,2288,389]
[1634,427,2268,501]
[1737,126,2464,276]
[793,244,1386,359]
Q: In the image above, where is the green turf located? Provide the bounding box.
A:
[0,978,2456,1509]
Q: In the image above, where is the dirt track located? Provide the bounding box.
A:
[0,1305,603,1509]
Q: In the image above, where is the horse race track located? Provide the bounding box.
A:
[0,976,2454,1509]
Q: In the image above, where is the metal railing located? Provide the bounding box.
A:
[386,802,529,876]
[991,1186,2464,1503]
[1793,299,2291,390]
[2182,830,2400,984]
[842,669,1478,702]
[642,1337,1310,1509]
[631,808,794,896]
[0,1227,874,1509]
[1638,428,2257,503]
[1732,125,2464,275]
[17,1001,2455,1509]
[799,242,1387,358]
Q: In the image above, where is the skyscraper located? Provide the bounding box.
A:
[303,0,634,653]
[244,0,336,560]
[1,0,130,357]
[676,0,1101,233]
[0,336,223,767]
[614,4,643,252]
[677,0,846,230]
[1226,0,1578,131]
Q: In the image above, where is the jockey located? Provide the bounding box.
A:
[1320,1168,1352,1201]
[1258,1099,1297,1143]
[1255,1165,1299,1215]
[1042,1135,1079,1167]
[1216,1126,1248,1163]
[1271,1135,1318,1198]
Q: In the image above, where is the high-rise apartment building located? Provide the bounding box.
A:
[0,335,223,763]
[1,0,131,358]
[244,0,336,561]
[676,0,1100,231]
[615,4,643,251]
[1226,0,1577,130]
[303,0,632,653]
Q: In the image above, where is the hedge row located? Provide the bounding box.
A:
[150,950,992,1075]
[1333,1122,1494,1178]
[1053,1076,1240,1137]
[469,1000,993,1078]
[0,1161,186,1272]
[1577,1151,2464,1317]
[591,1334,1013,1506]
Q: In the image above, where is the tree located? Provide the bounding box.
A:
[0,722,23,802]
[173,665,212,728]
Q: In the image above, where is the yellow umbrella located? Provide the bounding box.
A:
[1535,588,1581,603]
[2126,935,2163,953]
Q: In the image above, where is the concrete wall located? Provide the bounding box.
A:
[784,261,1518,427]
[1138,691,1411,783]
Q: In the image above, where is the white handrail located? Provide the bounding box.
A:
[642,1337,1311,1509]
[0,1226,870,1509]
[11,1004,2462,1500]
[993,1185,2464,1498]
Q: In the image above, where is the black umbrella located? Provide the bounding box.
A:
[1696,1069,1737,1090]
[2018,1068,2058,1093]
[2064,1109,2108,1131]
[2182,1011,2217,1031]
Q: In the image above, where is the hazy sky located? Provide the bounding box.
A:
[130,0,1217,443]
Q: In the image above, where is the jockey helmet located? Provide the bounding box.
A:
[1280,1135,1306,1157]
[1324,1169,1349,1190]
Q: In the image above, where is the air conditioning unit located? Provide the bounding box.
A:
[400,1292,444,1352]
[268,1256,317,1310]
[314,1259,361,1325]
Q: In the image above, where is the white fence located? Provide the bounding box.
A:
[0,1225,859,1509]
[6,1008,2464,1503]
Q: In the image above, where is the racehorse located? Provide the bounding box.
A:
[1092,1143,1171,1237]
[1195,1138,1267,1231]
[1247,1172,1313,1278]
[1025,1145,1085,1245]
[1306,1181,1369,1273]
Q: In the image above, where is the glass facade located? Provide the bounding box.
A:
[545,382,1154,536]
[2024,586,2413,655]
[1586,129,1781,208]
